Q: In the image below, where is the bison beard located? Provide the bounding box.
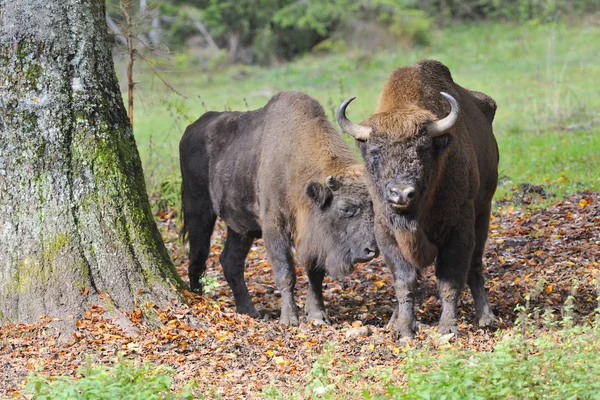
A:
[338,59,499,338]
[180,91,377,327]
[387,211,419,233]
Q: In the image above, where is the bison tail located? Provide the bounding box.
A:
[180,182,189,244]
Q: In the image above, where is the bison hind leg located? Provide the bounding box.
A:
[468,204,497,327]
[186,210,217,294]
[220,228,259,318]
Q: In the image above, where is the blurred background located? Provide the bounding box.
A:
[106,0,600,211]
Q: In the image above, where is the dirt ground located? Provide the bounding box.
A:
[1,192,598,398]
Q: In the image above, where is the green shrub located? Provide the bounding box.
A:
[263,305,600,399]
[151,176,182,215]
[312,38,348,54]
[391,323,600,399]
[26,358,200,399]
[419,0,599,22]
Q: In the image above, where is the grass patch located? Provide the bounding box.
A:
[497,127,600,203]
[392,325,600,399]
[26,357,199,399]
[123,21,600,206]
[263,301,600,399]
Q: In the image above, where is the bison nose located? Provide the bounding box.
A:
[364,246,377,259]
[356,245,378,263]
[386,184,415,206]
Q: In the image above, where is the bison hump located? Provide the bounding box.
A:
[416,59,454,83]
[466,89,497,123]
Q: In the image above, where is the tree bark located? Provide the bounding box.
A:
[0,0,184,330]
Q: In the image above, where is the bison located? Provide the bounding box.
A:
[337,59,499,337]
[180,91,378,326]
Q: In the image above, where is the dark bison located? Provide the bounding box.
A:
[180,91,378,326]
[337,59,499,337]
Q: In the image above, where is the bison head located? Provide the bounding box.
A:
[336,92,459,232]
[299,172,378,277]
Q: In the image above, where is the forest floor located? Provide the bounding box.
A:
[1,191,599,398]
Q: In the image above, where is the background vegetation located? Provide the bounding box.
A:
[119,20,600,209]
[107,0,599,64]
[105,0,600,209]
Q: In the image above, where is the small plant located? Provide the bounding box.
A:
[199,274,220,296]
[305,343,336,398]
[388,320,600,399]
[262,294,600,399]
[151,176,182,216]
[26,356,201,399]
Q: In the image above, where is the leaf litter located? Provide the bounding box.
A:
[1,192,598,398]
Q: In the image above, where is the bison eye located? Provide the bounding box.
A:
[339,205,358,218]
[433,134,450,150]
[369,148,381,164]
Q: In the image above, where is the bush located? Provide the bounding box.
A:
[418,0,600,22]
[392,323,600,399]
[26,358,200,399]
[263,300,600,399]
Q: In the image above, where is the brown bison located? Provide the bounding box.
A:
[180,91,378,326]
[337,59,499,337]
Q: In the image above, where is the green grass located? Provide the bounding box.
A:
[24,320,600,399]
[499,128,599,201]
[263,303,600,399]
[124,21,600,203]
[391,326,600,399]
[26,357,200,399]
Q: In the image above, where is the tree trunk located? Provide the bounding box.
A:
[0,0,184,331]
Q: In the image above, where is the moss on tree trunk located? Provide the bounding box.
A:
[0,0,185,329]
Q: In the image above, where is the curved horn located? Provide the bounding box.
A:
[336,97,372,141]
[426,92,460,137]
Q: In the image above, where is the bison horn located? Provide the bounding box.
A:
[336,97,372,141]
[325,175,341,191]
[426,92,460,137]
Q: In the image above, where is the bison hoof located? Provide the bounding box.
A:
[477,311,497,328]
[191,286,203,295]
[307,310,330,327]
[437,322,459,335]
[279,313,300,327]
[237,307,260,319]
[387,318,417,339]
[309,317,330,327]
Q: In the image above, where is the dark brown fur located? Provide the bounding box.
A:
[354,60,499,337]
[180,91,377,326]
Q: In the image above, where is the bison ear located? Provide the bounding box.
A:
[325,175,342,191]
[306,182,333,210]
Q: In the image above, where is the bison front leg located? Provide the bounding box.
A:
[305,266,329,326]
[468,203,496,327]
[377,225,418,338]
[435,221,475,335]
[264,228,299,326]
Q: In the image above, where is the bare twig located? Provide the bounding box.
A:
[106,13,128,46]
[193,20,219,51]
[122,0,135,127]
[135,51,188,99]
